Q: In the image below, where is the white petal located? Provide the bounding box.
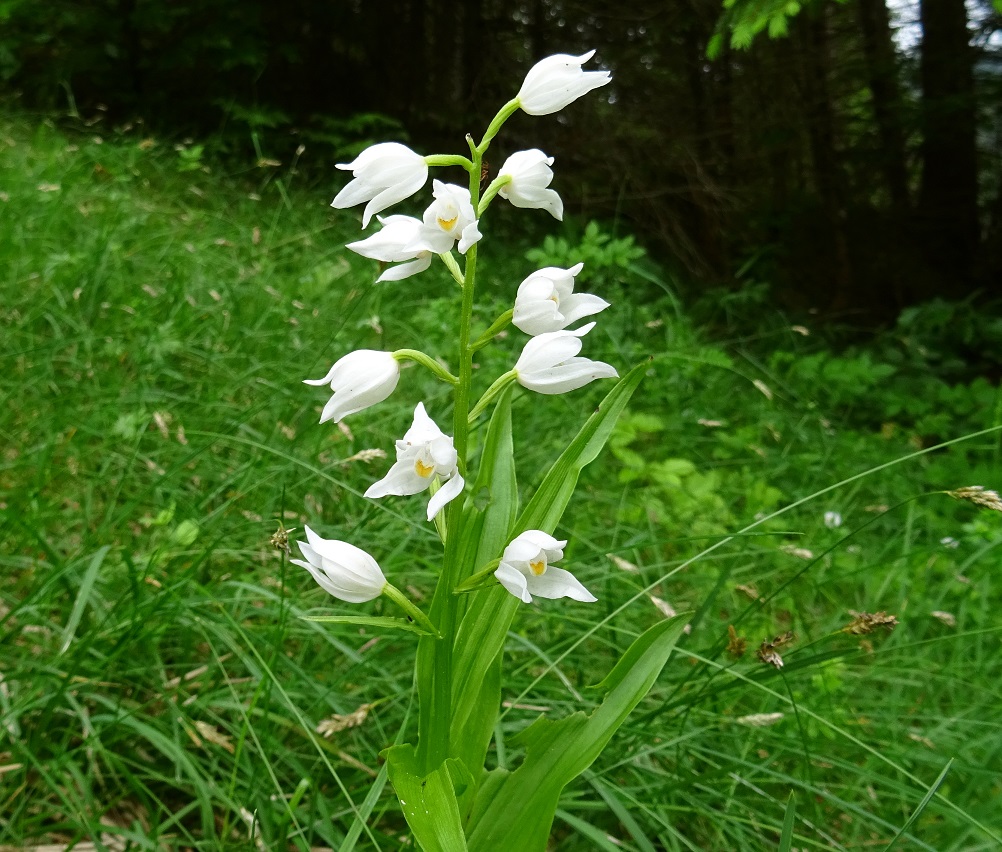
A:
[518,529,567,554]
[560,292,610,326]
[517,357,619,395]
[361,170,427,228]
[458,221,482,254]
[495,562,533,603]
[525,565,596,601]
[364,459,431,498]
[426,473,464,521]
[376,255,432,283]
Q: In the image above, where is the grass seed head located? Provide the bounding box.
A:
[948,486,1002,512]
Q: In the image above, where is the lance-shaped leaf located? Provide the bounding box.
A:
[517,361,646,532]
[384,744,472,852]
[464,616,689,851]
[450,385,517,778]
[451,363,647,746]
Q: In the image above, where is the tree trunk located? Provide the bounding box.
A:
[917,0,979,296]
[857,0,909,210]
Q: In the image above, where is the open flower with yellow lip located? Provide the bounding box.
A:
[364,402,465,521]
[494,530,596,604]
[420,180,482,255]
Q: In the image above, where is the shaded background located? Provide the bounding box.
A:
[2,0,1000,322]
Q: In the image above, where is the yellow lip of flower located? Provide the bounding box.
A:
[529,558,547,576]
[414,458,435,477]
[437,214,458,231]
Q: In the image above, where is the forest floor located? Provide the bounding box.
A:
[2,113,1001,850]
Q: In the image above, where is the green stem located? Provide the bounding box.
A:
[468,371,517,425]
[382,584,441,637]
[392,349,459,385]
[416,135,488,774]
[478,175,512,217]
[478,98,520,154]
[453,559,502,594]
[439,252,465,286]
[471,309,514,352]
[424,154,475,171]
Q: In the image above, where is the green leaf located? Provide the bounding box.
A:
[301,615,434,636]
[384,745,470,852]
[707,32,724,60]
[451,387,517,769]
[517,361,646,533]
[779,793,796,852]
[465,616,688,851]
[451,367,646,780]
[59,546,110,655]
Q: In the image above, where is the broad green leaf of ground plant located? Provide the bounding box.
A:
[464,616,689,851]
[384,744,472,852]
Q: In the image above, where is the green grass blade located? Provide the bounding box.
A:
[59,545,109,655]
[885,759,954,851]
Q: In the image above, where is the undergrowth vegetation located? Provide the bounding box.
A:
[2,114,1001,850]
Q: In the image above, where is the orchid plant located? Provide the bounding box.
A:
[298,51,687,850]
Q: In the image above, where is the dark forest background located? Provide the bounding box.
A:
[2,0,1000,322]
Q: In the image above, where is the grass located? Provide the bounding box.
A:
[1,111,1001,850]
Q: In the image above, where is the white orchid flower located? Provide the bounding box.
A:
[498,149,563,221]
[513,262,610,335]
[346,215,434,282]
[516,50,612,116]
[304,350,400,423]
[494,530,596,604]
[291,526,387,603]
[365,403,464,521]
[331,142,429,228]
[420,180,483,255]
[514,322,618,394]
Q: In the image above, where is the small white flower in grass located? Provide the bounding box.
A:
[420,180,482,255]
[513,262,610,335]
[498,150,563,221]
[346,215,433,283]
[304,350,399,423]
[824,511,843,529]
[331,142,428,228]
[517,50,612,116]
[291,526,386,603]
[514,322,618,394]
[495,530,596,604]
[364,402,465,521]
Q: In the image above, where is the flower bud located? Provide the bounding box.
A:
[498,150,563,221]
[304,350,400,423]
[291,526,387,603]
[331,142,428,228]
[513,323,618,394]
[513,262,610,335]
[517,50,612,116]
